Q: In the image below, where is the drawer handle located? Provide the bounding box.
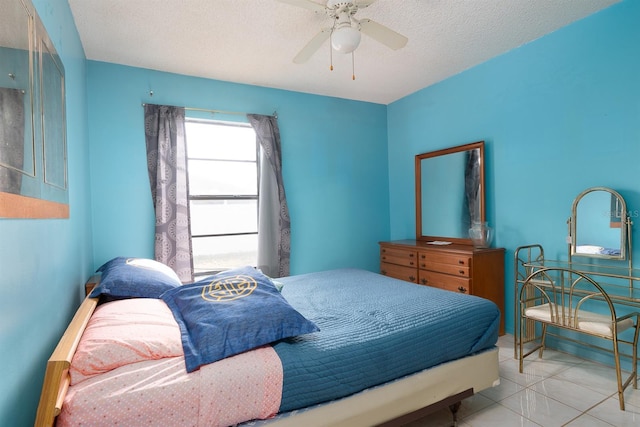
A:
[382,249,386,253]
[457,286,467,294]
[421,278,428,285]
[420,254,425,259]
[458,260,464,265]
[409,261,414,266]
[409,253,414,258]
[458,270,465,275]
[409,276,416,282]
[381,256,386,260]
[381,270,387,275]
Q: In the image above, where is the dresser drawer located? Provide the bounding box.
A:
[419,270,471,294]
[420,260,470,277]
[380,247,418,268]
[419,251,471,267]
[381,262,418,284]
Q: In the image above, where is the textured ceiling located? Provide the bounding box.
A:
[67,0,619,105]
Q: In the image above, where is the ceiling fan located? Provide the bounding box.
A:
[277,0,408,66]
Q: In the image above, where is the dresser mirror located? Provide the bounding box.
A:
[570,187,630,260]
[0,0,68,218]
[415,141,485,244]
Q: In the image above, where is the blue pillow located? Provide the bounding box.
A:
[161,266,319,373]
[89,257,182,299]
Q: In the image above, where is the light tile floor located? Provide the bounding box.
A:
[406,334,640,427]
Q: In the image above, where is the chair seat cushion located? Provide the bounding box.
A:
[525,303,634,337]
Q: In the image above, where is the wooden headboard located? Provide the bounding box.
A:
[34,292,98,426]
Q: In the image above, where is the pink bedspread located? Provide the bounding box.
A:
[58,298,283,427]
[58,347,282,427]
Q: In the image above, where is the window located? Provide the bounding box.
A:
[185,119,259,277]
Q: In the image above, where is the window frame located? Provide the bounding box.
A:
[185,118,260,277]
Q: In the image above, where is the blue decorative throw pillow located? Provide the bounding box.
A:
[89,257,182,299]
[161,266,319,373]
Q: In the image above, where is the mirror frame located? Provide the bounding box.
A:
[415,141,485,245]
[570,186,628,260]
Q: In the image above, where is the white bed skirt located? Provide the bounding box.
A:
[258,347,500,427]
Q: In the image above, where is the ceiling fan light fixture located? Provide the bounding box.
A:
[331,26,361,54]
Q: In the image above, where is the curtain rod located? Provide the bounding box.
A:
[141,103,277,118]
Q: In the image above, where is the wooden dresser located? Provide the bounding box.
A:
[380,240,505,335]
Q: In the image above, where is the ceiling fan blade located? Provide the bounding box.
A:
[276,0,326,13]
[293,28,332,63]
[354,0,377,8]
[359,19,408,50]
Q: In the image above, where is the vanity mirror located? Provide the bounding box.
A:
[415,141,485,245]
[0,0,68,218]
[569,187,631,260]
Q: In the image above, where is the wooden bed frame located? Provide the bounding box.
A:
[35,294,98,427]
[35,283,500,427]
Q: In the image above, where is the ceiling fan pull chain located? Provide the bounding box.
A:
[330,38,334,71]
[352,51,356,80]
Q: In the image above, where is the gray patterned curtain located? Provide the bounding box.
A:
[247,114,290,278]
[144,104,193,282]
[464,148,481,226]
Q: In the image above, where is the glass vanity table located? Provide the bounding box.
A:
[514,187,639,410]
[380,141,506,334]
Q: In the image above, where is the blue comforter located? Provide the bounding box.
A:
[273,268,500,411]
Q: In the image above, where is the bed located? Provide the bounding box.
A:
[35,261,501,427]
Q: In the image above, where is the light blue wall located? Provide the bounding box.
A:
[388,0,640,337]
[0,0,92,426]
[86,62,390,275]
